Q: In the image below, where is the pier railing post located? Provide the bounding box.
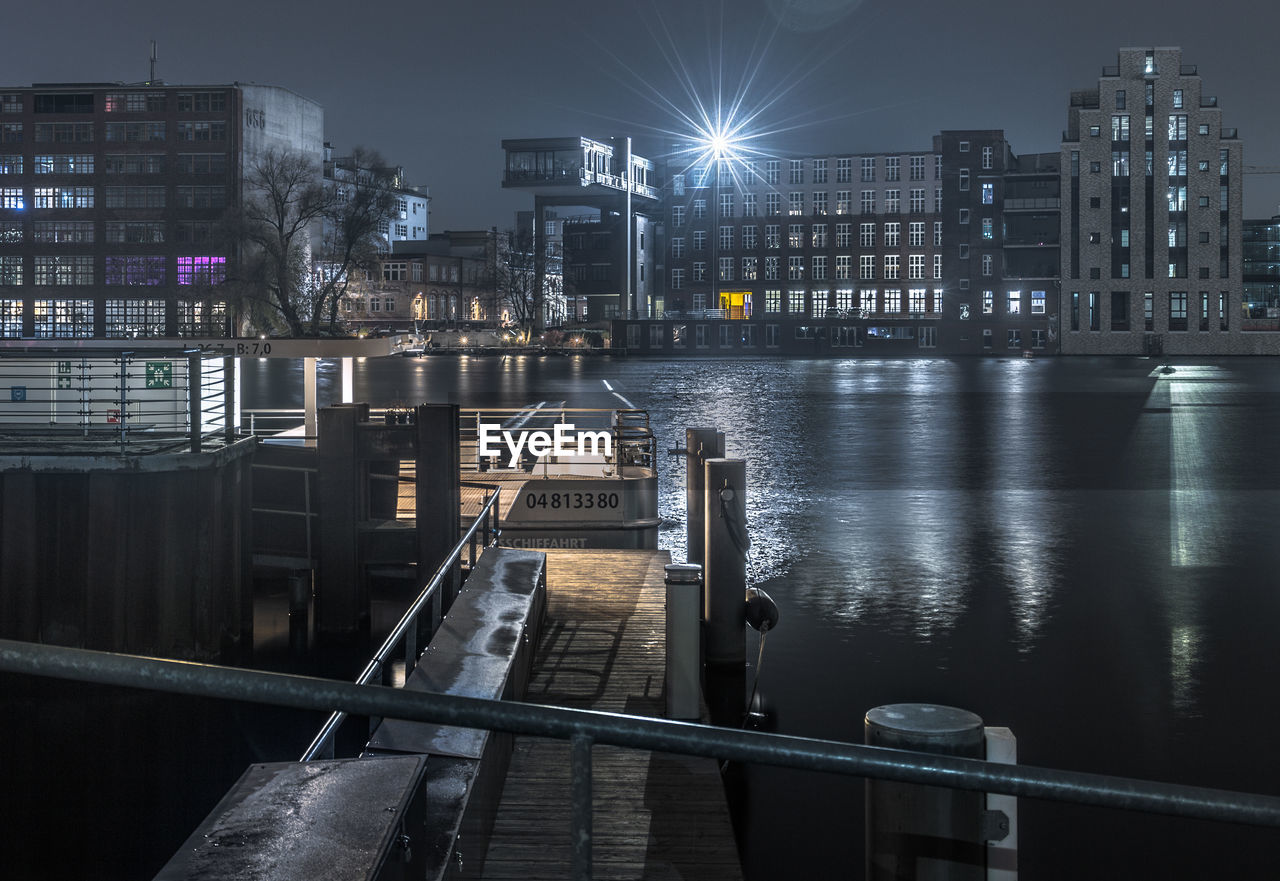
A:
[703,458,747,726]
[865,703,990,880]
[570,732,594,881]
[317,404,368,645]
[415,404,461,619]
[664,563,703,720]
[684,428,724,568]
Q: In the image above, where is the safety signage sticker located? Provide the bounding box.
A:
[145,361,173,389]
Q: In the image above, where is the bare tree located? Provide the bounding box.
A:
[496,228,540,336]
[231,146,396,337]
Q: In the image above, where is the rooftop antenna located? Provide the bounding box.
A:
[148,40,157,84]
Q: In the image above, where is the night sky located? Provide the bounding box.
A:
[5,0,1279,229]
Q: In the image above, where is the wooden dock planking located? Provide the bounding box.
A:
[479,549,743,881]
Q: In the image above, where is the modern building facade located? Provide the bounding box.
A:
[1243,217,1280,331]
[1060,47,1246,353]
[0,81,323,339]
[502,136,660,325]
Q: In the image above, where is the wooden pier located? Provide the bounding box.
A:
[480,548,743,881]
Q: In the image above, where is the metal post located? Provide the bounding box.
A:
[684,427,724,568]
[223,355,236,443]
[188,355,201,452]
[304,356,318,443]
[571,732,593,881]
[703,458,746,669]
[865,703,987,881]
[665,563,703,720]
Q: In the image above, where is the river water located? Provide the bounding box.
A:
[6,354,1278,878]
[241,353,1280,878]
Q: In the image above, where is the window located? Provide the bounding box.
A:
[32,186,95,209]
[175,222,213,244]
[1113,151,1129,176]
[1090,126,1101,138]
[1110,291,1129,330]
[742,256,757,280]
[959,243,969,259]
[34,255,94,286]
[1,187,25,209]
[788,192,804,215]
[1168,115,1187,141]
[908,255,924,279]
[910,156,925,181]
[742,226,757,249]
[671,237,685,259]
[813,159,827,183]
[1168,150,1187,177]
[909,288,926,313]
[1199,124,1210,136]
[0,94,20,113]
[719,257,733,281]
[885,190,900,213]
[838,223,853,248]
[813,192,828,215]
[812,255,827,280]
[692,262,706,281]
[671,205,685,227]
[720,225,734,250]
[0,154,20,175]
[982,146,993,169]
[934,222,943,246]
[981,254,993,276]
[177,153,227,175]
[861,157,875,182]
[860,190,875,214]
[766,193,780,215]
[982,218,993,239]
[959,141,969,153]
[765,225,779,248]
[1116,89,1126,110]
[959,169,969,191]
[788,256,804,280]
[720,192,734,218]
[105,256,165,286]
[909,222,925,247]
[764,290,781,314]
[1008,329,1023,349]
[104,122,165,142]
[33,221,94,243]
[1169,291,1188,329]
[177,92,227,112]
[176,186,225,209]
[33,154,95,174]
[383,262,407,281]
[933,255,941,279]
[1007,290,1021,314]
[177,256,227,285]
[1112,115,1130,141]
[33,298,94,338]
[789,159,803,184]
[884,222,899,247]
[909,188,925,213]
[1168,186,1187,212]
[1029,290,1046,315]
[766,160,780,184]
[836,255,852,279]
[1172,89,1183,109]
[836,191,851,214]
[836,157,852,183]
[693,230,706,251]
[0,256,23,285]
[859,255,875,280]
[885,157,900,181]
[959,208,970,225]
[983,290,994,314]
[670,268,685,289]
[742,194,757,217]
[693,199,706,219]
[0,123,22,144]
[882,289,901,313]
[883,254,899,280]
[34,123,94,143]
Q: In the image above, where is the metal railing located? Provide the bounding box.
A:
[299,486,502,761]
[0,354,228,453]
[4,634,1280,881]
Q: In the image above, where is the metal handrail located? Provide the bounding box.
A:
[3,636,1280,829]
[299,486,502,762]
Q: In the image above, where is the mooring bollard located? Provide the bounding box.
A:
[865,703,993,881]
[684,428,725,569]
[664,563,702,720]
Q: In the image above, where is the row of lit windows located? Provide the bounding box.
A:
[0,121,227,144]
[673,156,943,191]
[670,254,943,286]
[0,185,226,209]
[0,296,228,339]
[673,221,943,254]
[0,255,226,286]
[1067,290,1230,332]
[979,290,1049,315]
[670,190,943,224]
[0,220,216,244]
[0,91,226,115]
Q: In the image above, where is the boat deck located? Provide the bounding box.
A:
[480,548,743,881]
